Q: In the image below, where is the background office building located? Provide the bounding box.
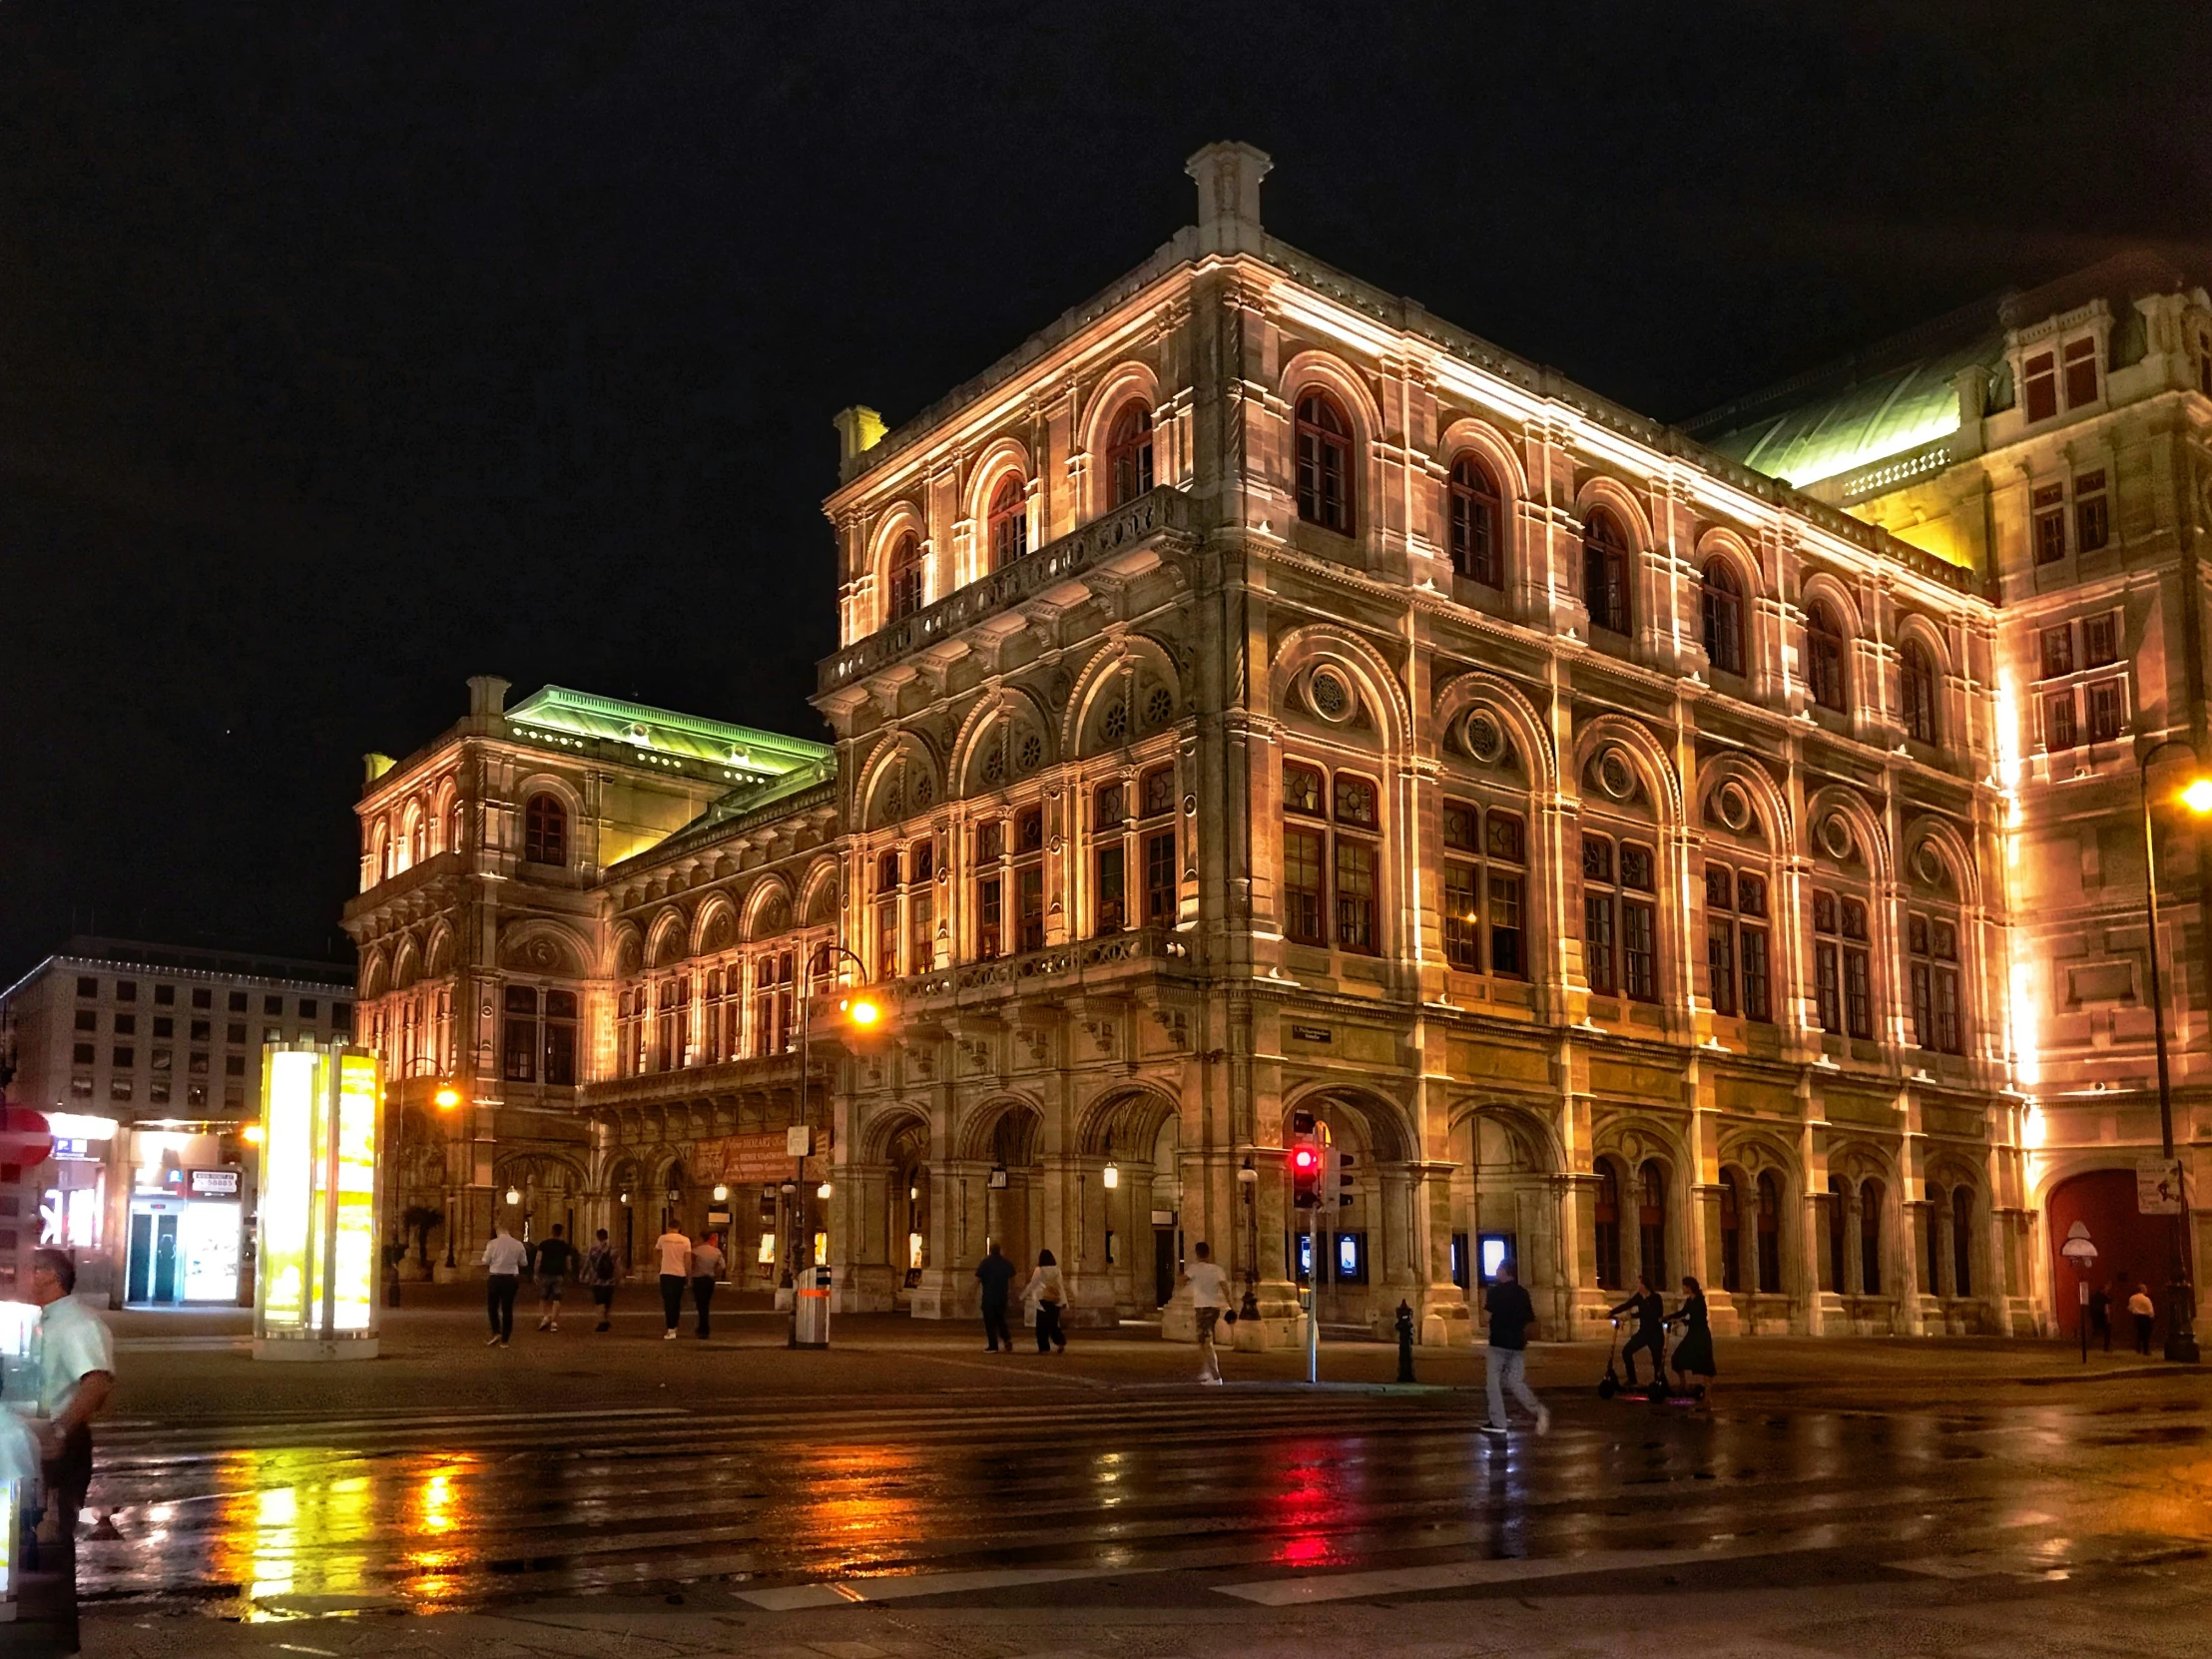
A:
[0,937,355,1307]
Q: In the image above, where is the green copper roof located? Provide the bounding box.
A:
[504,686,831,778]
[1693,328,2002,488]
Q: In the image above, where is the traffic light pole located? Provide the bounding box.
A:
[1306,1196,1321,1383]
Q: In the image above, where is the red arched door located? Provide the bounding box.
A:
[2047,1169,2178,1343]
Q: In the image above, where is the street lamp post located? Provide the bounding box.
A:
[1237,1157,1260,1322]
[792,941,873,1350]
[2135,740,2208,1363]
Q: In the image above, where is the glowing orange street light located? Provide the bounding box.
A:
[2181,776,2212,817]
[241,1124,265,1145]
[433,1085,461,1111]
[842,996,881,1028]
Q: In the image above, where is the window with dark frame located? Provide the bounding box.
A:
[524,794,567,865]
[503,984,540,1082]
[1719,1172,1743,1295]
[1447,455,1503,586]
[1813,888,1873,1040]
[1441,799,1525,976]
[2081,612,2119,668]
[1583,832,1657,1001]
[1143,829,1177,928]
[1806,601,1849,712]
[1593,1160,1622,1290]
[2045,690,2078,751]
[1283,761,1329,946]
[1701,560,1746,676]
[1106,401,1154,507]
[1294,390,1355,533]
[2062,336,2098,409]
[2031,482,2066,564]
[1901,639,1939,745]
[987,473,1028,569]
[1582,508,1631,635]
[1333,773,1381,953]
[2039,624,2074,680]
[886,532,924,620]
[2074,469,2109,552]
[1705,862,1772,1021]
[1908,911,1963,1055]
[1756,1171,1783,1293]
[2086,678,2125,744]
[2023,349,2057,422]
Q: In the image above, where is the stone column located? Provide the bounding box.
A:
[1413,1160,1471,1346]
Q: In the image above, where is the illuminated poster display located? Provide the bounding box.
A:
[253,1043,382,1361]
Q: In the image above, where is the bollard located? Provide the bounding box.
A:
[1394,1300,1415,1383]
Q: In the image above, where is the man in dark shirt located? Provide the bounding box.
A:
[1608,1275,1666,1386]
[532,1225,577,1334]
[1479,1261,1548,1438]
[975,1244,1016,1352]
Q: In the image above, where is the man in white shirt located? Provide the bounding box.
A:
[1184,1241,1232,1384]
[27,1246,115,1645]
[480,1223,530,1348]
[655,1226,694,1341]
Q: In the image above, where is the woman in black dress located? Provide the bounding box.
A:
[1668,1276,1717,1406]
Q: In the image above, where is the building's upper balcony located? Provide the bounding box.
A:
[820,486,1195,697]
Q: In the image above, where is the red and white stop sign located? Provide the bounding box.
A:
[0,1106,53,1170]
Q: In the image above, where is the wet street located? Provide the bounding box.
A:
[47,1305,2212,1654]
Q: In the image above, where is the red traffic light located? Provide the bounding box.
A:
[1292,1147,1319,1172]
[1292,1140,1323,1208]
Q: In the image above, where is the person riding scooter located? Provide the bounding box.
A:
[1607,1275,1667,1389]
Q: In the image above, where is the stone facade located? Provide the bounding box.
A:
[345,144,2212,1345]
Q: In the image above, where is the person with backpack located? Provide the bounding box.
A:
[585,1228,620,1333]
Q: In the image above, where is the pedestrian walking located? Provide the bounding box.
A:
[655,1223,693,1341]
[2129,1283,2155,1355]
[1666,1276,1718,1406]
[24,1248,115,1652]
[1606,1274,1666,1389]
[690,1231,726,1339]
[1023,1248,1067,1353]
[532,1224,576,1332]
[585,1229,620,1332]
[975,1242,1015,1352]
[1184,1241,1232,1385]
[2089,1281,2112,1353]
[481,1222,528,1347]
[1477,1260,1548,1438]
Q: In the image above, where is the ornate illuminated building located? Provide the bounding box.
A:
[345,145,2212,1345]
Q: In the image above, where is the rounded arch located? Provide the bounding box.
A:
[857,1101,933,1165]
[398,798,426,870]
[1589,1113,1687,1176]
[1798,571,1868,641]
[1281,349,1385,460]
[1571,475,1656,557]
[956,1092,1048,1163]
[1079,360,1164,466]
[691,892,741,957]
[423,921,456,978]
[867,502,931,621]
[1694,753,1793,848]
[1903,814,1982,907]
[855,730,946,830]
[358,946,389,1001]
[1717,1128,1801,1180]
[429,774,461,854]
[515,774,583,867]
[1282,1081,1418,1165]
[1893,610,1953,677]
[741,876,796,942]
[963,434,1035,529]
[389,934,423,991]
[607,922,645,979]
[1693,526,1768,601]
[1804,783,1893,882]
[948,685,1059,798]
[1824,1137,1897,1188]
[1269,623,1412,756]
[1073,1080,1182,1159]
[1061,633,1185,759]
[1436,414,1532,503]
[799,856,841,926]
[1431,670,1556,793]
[1571,713,1684,824]
[499,918,590,977]
[645,906,690,968]
[1446,1099,1565,1174]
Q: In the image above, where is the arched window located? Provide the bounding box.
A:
[1718,1170,1743,1295]
[448,799,466,857]
[406,805,427,867]
[886,532,923,621]
[1901,638,1939,745]
[524,794,567,865]
[987,473,1028,570]
[1583,508,1631,635]
[1925,1182,1946,1296]
[1701,560,1745,676]
[1826,1174,1848,1293]
[1638,1159,1667,1286]
[1106,401,1154,507]
[1593,1159,1623,1290]
[1806,600,1850,713]
[1860,1177,1884,1295]
[1950,1184,1973,1296]
[1447,455,1502,586]
[1756,1171,1783,1293]
[1294,390,1354,533]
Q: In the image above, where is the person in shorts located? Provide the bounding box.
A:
[585,1229,620,1332]
[1184,1241,1232,1384]
[531,1224,576,1333]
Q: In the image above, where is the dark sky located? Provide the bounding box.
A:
[1,2,2206,982]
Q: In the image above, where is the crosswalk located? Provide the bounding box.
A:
[67,1390,2178,1620]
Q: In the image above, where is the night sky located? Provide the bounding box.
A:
[1,3,2205,983]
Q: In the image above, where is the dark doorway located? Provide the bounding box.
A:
[1154,1227,1176,1306]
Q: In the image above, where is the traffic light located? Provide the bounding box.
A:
[1291,1126,1322,1210]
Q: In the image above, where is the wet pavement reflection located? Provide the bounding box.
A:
[71,1384,2212,1621]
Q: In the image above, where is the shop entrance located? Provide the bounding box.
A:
[129,1210,180,1303]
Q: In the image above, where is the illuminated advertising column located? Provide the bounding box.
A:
[252,1044,382,1362]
